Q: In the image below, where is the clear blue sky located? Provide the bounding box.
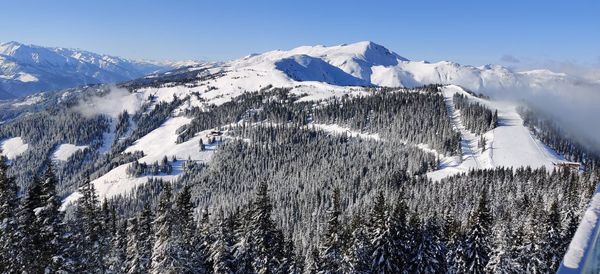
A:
[1,0,599,67]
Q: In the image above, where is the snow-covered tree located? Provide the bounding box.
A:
[462,192,492,274]
[318,187,343,274]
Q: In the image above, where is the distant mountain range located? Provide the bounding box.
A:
[2,40,596,100]
[0,41,201,99]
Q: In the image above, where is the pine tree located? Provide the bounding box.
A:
[462,192,492,274]
[523,204,547,274]
[341,215,371,274]
[232,207,254,274]
[544,201,563,272]
[173,185,197,272]
[210,210,234,274]
[0,154,19,273]
[389,197,410,272]
[108,219,128,273]
[407,216,446,274]
[15,177,44,273]
[138,205,154,272]
[319,187,343,274]
[304,247,322,274]
[150,183,181,274]
[250,181,283,274]
[125,217,142,274]
[72,176,104,273]
[369,192,397,274]
[38,164,65,272]
[194,207,213,273]
[485,225,521,274]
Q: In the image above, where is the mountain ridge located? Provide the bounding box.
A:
[0,41,202,99]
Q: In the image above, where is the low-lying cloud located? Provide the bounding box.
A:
[72,86,143,118]
[486,77,600,153]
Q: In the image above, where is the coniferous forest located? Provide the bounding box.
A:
[1,85,598,274]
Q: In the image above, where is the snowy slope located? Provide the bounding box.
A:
[0,41,179,99]
[0,137,28,160]
[61,116,219,207]
[202,41,590,96]
[427,85,566,180]
[52,41,595,206]
[52,144,89,161]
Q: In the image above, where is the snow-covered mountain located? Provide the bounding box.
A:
[137,40,593,106]
[0,41,198,99]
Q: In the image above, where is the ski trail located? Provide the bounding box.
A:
[442,89,480,168]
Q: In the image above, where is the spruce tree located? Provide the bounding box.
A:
[250,181,283,274]
[462,192,492,274]
[73,176,104,273]
[108,219,128,273]
[369,192,397,274]
[319,187,343,274]
[0,154,19,273]
[38,164,64,272]
[174,185,197,272]
[341,215,371,274]
[210,210,234,274]
[544,201,563,272]
[232,207,254,274]
[125,217,142,274]
[138,205,154,272]
[407,216,446,274]
[389,197,410,271]
[150,184,180,274]
[15,177,44,273]
[485,225,521,274]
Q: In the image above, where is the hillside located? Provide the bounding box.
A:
[0,41,598,273]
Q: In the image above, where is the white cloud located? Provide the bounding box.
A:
[72,86,143,118]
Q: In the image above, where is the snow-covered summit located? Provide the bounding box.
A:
[196,40,591,95]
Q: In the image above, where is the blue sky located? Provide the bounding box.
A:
[1,0,599,68]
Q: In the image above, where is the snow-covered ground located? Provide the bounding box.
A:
[0,137,28,160]
[312,123,381,141]
[427,85,565,181]
[12,94,43,106]
[61,116,219,208]
[52,143,88,161]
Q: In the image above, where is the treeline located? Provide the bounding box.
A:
[453,93,497,135]
[126,156,175,177]
[0,106,110,188]
[313,86,461,155]
[176,87,305,143]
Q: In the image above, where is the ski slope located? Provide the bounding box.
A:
[427,85,565,181]
[61,116,219,208]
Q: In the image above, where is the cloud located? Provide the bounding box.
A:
[72,86,143,118]
[500,54,520,63]
[484,77,600,153]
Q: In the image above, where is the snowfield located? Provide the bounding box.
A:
[312,123,381,141]
[427,85,565,181]
[0,137,28,160]
[62,116,219,208]
[52,143,89,161]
